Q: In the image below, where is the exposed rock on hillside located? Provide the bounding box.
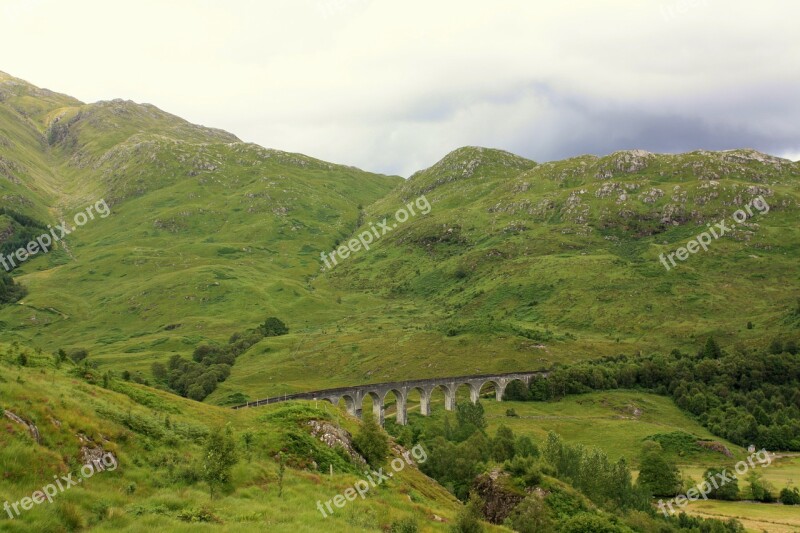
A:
[307,420,367,466]
[472,468,526,524]
[4,409,40,443]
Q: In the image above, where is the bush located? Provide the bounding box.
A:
[780,487,800,505]
[503,380,531,401]
[177,507,221,523]
[703,467,739,500]
[390,516,419,533]
[260,316,289,337]
[450,493,484,532]
[638,442,681,497]
[561,513,624,533]
[505,494,552,533]
[0,272,26,304]
[352,412,389,467]
[68,348,89,363]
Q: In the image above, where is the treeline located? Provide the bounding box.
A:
[504,338,800,450]
[387,401,745,533]
[131,317,289,401]
[0,272,26,304]
[0,208,47,273]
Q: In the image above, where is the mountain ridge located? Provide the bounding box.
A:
[0,71,797,406]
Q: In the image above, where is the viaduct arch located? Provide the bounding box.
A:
[232,370,546,425]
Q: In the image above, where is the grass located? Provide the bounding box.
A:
[683,500,800,533]
[1,77,799,403]
[0,344,490,532]
[1,71,800,531]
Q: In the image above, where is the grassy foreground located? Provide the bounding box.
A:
[0,344,491,532]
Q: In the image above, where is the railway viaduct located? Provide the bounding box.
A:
[232,370,547,425]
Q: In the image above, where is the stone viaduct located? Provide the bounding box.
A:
[232,370,547,425]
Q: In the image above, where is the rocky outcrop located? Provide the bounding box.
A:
[77,433,118,467]
[4,410,40,443]
[307,420,367,466]
[696,440,733,457]
[472,469,526,524]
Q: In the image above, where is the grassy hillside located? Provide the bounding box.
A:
[0,71,798,406]
[0,342,478,532]
[0,72,402,386]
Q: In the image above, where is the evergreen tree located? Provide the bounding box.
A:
[702,337,722,359]
[637,442,680,497]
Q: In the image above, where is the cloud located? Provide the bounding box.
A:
[1,0,798,175]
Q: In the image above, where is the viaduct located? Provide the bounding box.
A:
[232,370,547,425]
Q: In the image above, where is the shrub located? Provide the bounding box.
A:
[177,507,221,523]
[450,493,484,532]
[68,348,89,363]
[780,487,800,505]
[353,412,389,467]
[202,425,238,498]
[0,272,26,304]
[561,513,624,533]
[505,494,552,533]
[390,516,419,533]
[260,316,289,337]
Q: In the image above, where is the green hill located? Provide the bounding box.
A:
[1,72,798,533]
[1,72,798,404]
[0,343,468,532]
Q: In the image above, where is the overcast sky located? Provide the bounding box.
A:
[1,0,799,176]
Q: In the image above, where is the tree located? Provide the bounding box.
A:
[505,494,552,533]
[637,442,680,497]
[352,411,389,467]
[455,400,486,439]
[745,470,774,502]
[515,435,539,458]
[560,513,621,533]
[491,425,516,462]
[702,337,722,359]
[242,431,254,463]
[68,348,89,363]
[503,380,530,401]
[785,339,798,355]
[203,425,238,499]
[0,272,26,304]
[768,338,783,355]
[450,493,484,533]
[779,487,800,505]
[703,468,739,500]
[151,362,167,382]
[260,317,288,337]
